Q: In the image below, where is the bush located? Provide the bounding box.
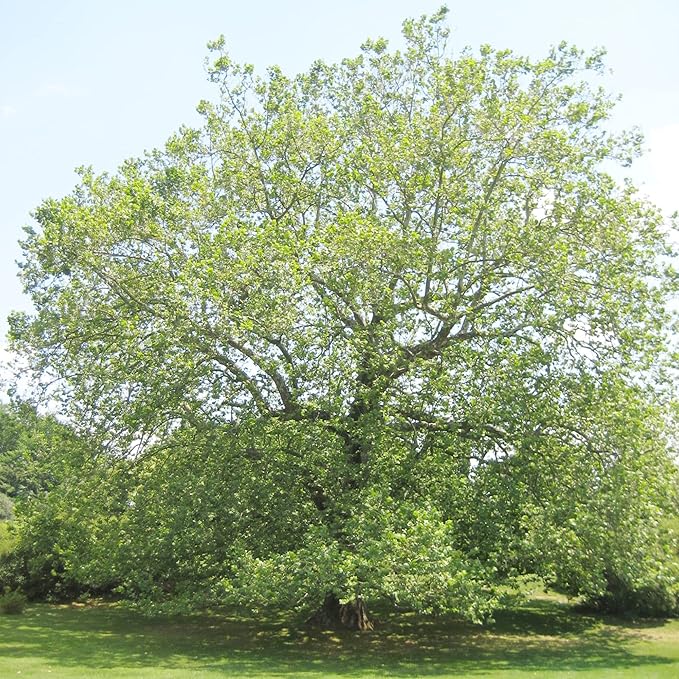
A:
[588,570,679,618]
[0,545,28,596]
[0,589,27,614]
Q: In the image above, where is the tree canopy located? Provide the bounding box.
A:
[8,9,679,626]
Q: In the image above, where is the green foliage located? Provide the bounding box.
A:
[0,412,108,600]
[0,403,79,501]
[0,521,16,556]
[0,521,22,594]
[0,588,27,614]
[461,380,679,617]
[6,9,679,624]
[0,493,13,520]
[224,503,498,623]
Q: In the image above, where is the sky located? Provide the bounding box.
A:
[1,0,678,358]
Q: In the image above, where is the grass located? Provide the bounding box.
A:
[1,594,678,678]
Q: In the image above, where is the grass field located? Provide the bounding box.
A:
[1,594,678,678]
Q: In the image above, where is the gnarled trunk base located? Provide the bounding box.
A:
[307,593,374,631]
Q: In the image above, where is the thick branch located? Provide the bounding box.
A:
[309,272,366,328]
[224,337,295,412]
[395,408,510,442]
[211,351,273,415]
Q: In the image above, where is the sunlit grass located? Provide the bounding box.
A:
[1,594,678,678]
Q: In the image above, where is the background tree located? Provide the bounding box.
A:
[9,9,678,626]
[0,403,103,596]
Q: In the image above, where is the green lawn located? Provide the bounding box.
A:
[1,595,678,678]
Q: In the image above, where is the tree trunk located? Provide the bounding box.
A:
[307,593,374,631]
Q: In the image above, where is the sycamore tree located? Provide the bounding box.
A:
[9,9,678,628]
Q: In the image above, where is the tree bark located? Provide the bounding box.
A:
[307,593,374,631]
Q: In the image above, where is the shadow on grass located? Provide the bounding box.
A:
[0,598,676,676]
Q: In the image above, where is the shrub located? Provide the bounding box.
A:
[0,589,27,614]
[588,569,679,618]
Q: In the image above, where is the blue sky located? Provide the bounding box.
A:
[1,0,678,353]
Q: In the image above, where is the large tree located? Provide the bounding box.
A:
[9,10,678,627]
